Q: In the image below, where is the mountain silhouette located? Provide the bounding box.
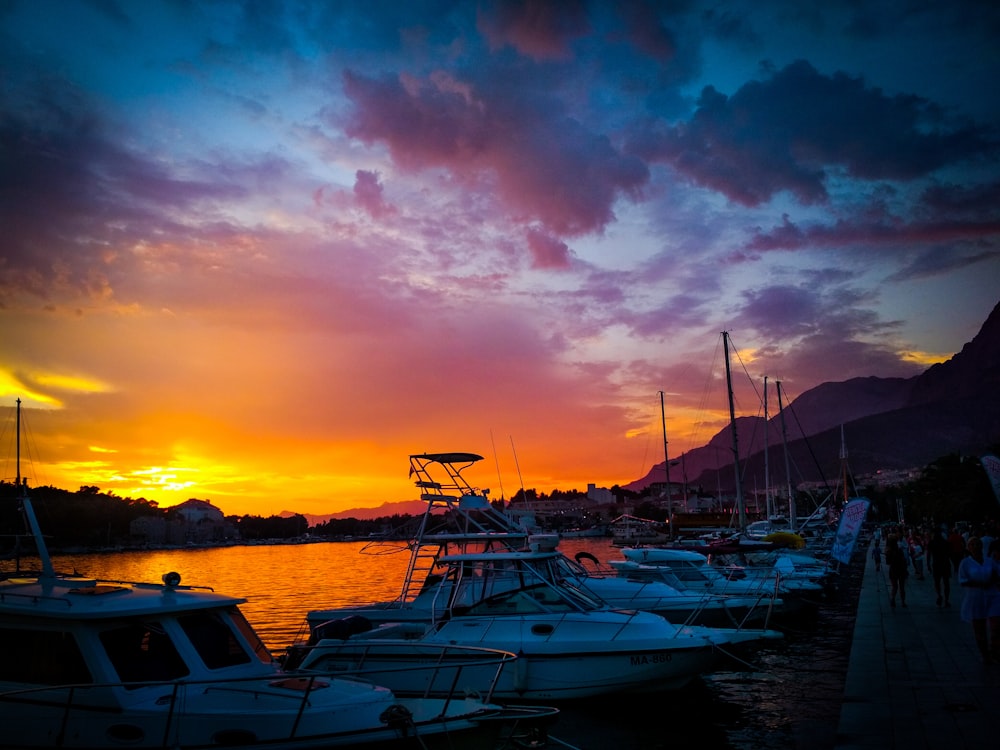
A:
[627,300,1000,494]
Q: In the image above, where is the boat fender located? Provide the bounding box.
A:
[574,551,600,568]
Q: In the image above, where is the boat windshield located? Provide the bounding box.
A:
[459,583,580,616]
[226,606,274,663]
[0,627,93,685]
[632,567,686,589]
[178,610,254,669]
[543,557,611,608]
[100,621,189,687]
[448,558,596,614]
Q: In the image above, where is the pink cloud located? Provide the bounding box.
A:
[525,229,572,269]
[341,69,648,237]
[618,2,678,62]
[353,169,392,218]
[476,0,589,61]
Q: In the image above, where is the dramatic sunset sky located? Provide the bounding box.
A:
[2,1,998,517]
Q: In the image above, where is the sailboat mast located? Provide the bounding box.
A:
[15,397,21,487]
[680,451,689,506]
[776,381,797,528]
[659,391,673,539]
[509,436,527,508]
[14,399,55,578]
[840,425,849,505]
[763,376,771,519]
[722,332,746,530]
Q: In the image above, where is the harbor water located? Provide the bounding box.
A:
[43,536,863,750]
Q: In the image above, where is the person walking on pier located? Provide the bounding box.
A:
[908,532,925,581]
[886,534,909,608]
[949,527,967,575]
[958,536,997,663]
[928,527,952,608]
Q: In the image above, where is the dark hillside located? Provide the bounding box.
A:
[627,300,1000,493]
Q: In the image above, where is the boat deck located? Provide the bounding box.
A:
[835,540,1000,749]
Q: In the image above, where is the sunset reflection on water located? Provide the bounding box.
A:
[51,540,416,650]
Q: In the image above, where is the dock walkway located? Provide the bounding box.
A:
[835,540,1000,749]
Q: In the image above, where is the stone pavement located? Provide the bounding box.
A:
[835,540,1000,749]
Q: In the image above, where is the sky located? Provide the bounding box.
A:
[1,0,999,517]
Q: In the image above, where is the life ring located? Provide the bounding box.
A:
[574,551,601,567]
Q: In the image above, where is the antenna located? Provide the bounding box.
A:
[659,391,673,539]
[509,436,527,505]
[489,429,506,504]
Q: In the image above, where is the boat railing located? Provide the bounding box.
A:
[610,558,782,627]
[0,646,516,745]
[0,670,335,746]
[728,588,777,630]
[666,583,777,631]
[289,641,516,706]
[109,578,216,592]
[565,551,767,629]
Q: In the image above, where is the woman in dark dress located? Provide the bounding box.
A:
[886,534,909,608]
[927,527,952,607]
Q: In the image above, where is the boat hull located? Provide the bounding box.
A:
[0,683,518,749]
[303,611,732,701]
[306,637,720,700]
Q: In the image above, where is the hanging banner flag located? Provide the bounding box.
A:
[982,454,1000,506]
[830,497,870,565]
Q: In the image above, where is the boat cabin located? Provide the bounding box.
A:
[0,573,272,703]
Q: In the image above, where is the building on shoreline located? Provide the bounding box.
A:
[129,499,238,545]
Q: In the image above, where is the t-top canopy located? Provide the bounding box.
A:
[410,452,484,464]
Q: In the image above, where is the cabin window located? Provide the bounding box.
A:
[0,627,92,685]
[227,607,273,663]
[178,611,252,669]
[100,622,189,686]
[464,584,577,615]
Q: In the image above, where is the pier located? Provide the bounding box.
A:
[836,540,1000,749]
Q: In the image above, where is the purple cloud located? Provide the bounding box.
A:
[0,82,287,308]
[476,0,590,60]
[353,170,392,217]
[525,229,572,269]
[732,284,922,387]
[747,213,1000,253]
[630,60,996,206]
[340,68,649,237]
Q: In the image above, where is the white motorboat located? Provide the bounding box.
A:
[711,547,836,592]
[613,546,825,609]
[298,452,781,701]
[0,404,556,749]
[609,514,670,546]
[567,549,782,627]
[299,544,781,701]
[308,452,780,628]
